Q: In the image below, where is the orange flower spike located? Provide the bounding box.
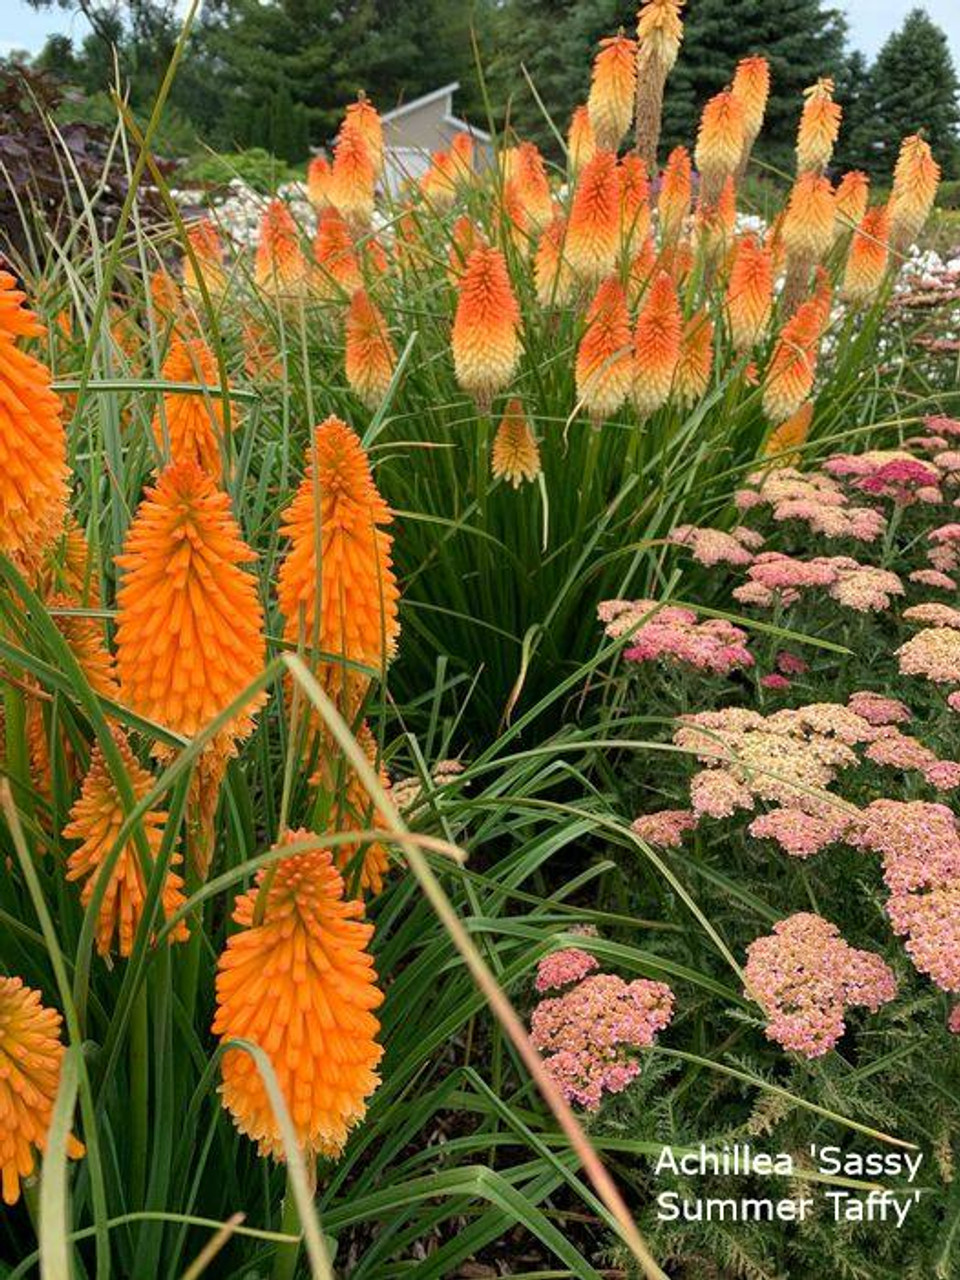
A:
[449,131,475,185]
[212,831,383,1160]
[619,152,651,252]
[658,145,692,244]
[797,78,842,174]
[64,730,188,958]
[534,214,575,308]
[115,460,266,740]
[765,399,814,466]
[762,298,823,423]
[420,150,458,210]
[152,336,227,481]
[834,170,870,235]
[566,150,621,283]
[731,55,770,167]
[182,218,227,299]
[631,269,682,416]
[345,289,396,410]
[0,272,68,572]
[694,90,745,201]
[344,94,384,178]
[277,417,399,700]
[149,268,181,327]
[491,398,541,488]
[889,134,940,249]
[511,142,553,230]
[0,977,84,1205]
[307,154,332,209]
[575,277,633,424]
[673,309,714,410]
[842,205,891,306]
[567,105,597,178]
[451,246,521,408]
[325,721,393,895]
[811,266,833,333]
[725,234,773,350]
[781,172,835,262]
[329,124,376,230]
[588,33,637,151]
[36,517,100,605]
[313,208,363,300]
[255,200,308,294]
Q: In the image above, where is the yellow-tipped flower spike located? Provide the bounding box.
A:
[576,277,633,424]
[631,269,682,416]
[313,208,363,301]
[635,0,685,168]
[307,154,332,209]
[796,78,842,173]
[182,218,227,299]
[277,417,400,709]
[212,830,383,1161]
[725,234,773,351]
[115,460,267,741]
[694,90,745,202]
[833,170,870,236]
[658,145,692,244]
[673,308,714,410]
[566,150,621,283]
[764,400,814,467]
[534,214,575,308]
[0,977,84,1205]
[888,134,940,249]
[762,298,823,423]
[492,398,541,489]
[345,288,397,410]
[255,200,309,295]
[731,55,770,170]
[567,105,597,178]
[842,205,891,306]
[64,729,188,958]
[344,94,384,178]
[588,33,637,152]
[451,246,521,407]
[329,124,376,230]
[152,335,228,482]
[0,272,68,575]
[781,172,836,262]
[508,142,553,231]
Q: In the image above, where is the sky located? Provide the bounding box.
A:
[1,0,959,66]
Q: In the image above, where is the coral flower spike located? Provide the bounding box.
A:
[329,123,376,231]
[796,78,842,174]
[212,829,384,1161]
[889,134,941,250]
[0,976,84,1205]
[567,105,597,178]
[726,234,773,351]
[64,729,188,957]
[152,335,229,481]
[345,289,397,410]
[632,270,682,416]
[588,33,637,152]
[278,417,400,713]
[843,205,891,306]
[0,272,69,574]
[762,299,823,424]
[576,277,633,424]
[451,245,521,409]
[694,90,745,205]
[731,55,770,176]
[255,200,308,294]
[566,150,621,284]
[115,460,267,742]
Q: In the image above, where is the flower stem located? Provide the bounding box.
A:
[271,1169,303,1280]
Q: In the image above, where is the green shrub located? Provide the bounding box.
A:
[175,146,300,193]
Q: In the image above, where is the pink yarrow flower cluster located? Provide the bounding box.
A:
[744,913,897,1057]
[735,467,886,542]
[669,524,761,567]
[530,972,675,1109]
[598,599,753,676]
[851,800,960,991]
[535,947,601,993]
[631,809,699,848]
[733,553,903,613]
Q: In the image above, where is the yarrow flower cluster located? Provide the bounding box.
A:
[744,913,897,1057]
[530,971,674,1109]
[733,552,903,613]
[631,808,699,847]
[598,599,753,675]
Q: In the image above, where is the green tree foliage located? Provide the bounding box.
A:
[861,8,960,179]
